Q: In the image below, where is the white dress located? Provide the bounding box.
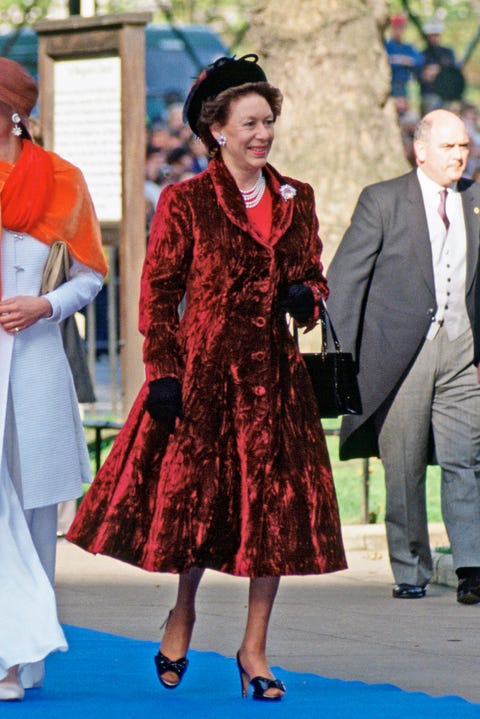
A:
[0,332,67,682]
[0,233,103,684]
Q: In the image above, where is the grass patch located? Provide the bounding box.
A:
[326,429,442,525]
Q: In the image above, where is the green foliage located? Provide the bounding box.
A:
[386,0,480,59]
[0,0,51,26]
[387,0,478,21]
[0,0,249,51]
[96,0,250,50]
[157,0,251,51]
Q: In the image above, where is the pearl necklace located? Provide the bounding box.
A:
[240,173,266,208]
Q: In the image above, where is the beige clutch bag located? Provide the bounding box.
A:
[39,240,96,402]
[40,240,70,294]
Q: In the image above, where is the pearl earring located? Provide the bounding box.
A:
[11,113,22,137]
[217,133,227,147]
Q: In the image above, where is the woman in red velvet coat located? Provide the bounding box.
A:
[68,55,346,701]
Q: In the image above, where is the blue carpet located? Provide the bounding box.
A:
[4,625,480,718]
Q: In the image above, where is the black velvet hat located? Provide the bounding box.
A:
[183,54,267,134]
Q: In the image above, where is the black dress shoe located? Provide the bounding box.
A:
[457,577,480,605]
[392,583,427,599]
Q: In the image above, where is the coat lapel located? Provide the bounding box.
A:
[458,177,480,295]
[206,157,294,249]
[266,165,295,246]
[406,171,435,296]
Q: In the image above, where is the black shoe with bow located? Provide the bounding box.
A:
[154,651,189,689]
[236,651,286,701]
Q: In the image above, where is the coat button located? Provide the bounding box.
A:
[251,351,265,361]
[257,281,269,293]
[252,316,266,327]
[260,430,269,444]
[254,385,266,396]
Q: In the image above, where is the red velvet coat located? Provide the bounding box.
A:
[68,156,346,578]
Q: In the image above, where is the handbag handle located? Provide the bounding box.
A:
[292,298,343,358]
[319,300,342,357]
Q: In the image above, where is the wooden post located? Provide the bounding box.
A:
[35,12,151,418]
[361,457,370,524]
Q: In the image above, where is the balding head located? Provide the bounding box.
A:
[413,110,469,186]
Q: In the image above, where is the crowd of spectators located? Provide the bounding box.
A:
[385,13,480,178]
[144,101,209,231]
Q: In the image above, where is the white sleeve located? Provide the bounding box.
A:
[43,257,104,323]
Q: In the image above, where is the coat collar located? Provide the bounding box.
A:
[458,177,480,293]
[406,171,435,295]
[206,155,295,249]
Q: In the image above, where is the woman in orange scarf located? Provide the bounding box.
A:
[0,58,107,701]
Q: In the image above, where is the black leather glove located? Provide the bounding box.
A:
[146,377,183,434]
[280,283,315,324]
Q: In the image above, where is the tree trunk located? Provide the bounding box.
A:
[246,0,409,264]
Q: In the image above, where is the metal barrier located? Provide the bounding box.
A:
[83,419,123,473]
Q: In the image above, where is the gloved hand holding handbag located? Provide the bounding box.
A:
[280,283,315,324]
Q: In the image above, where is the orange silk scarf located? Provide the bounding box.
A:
[0,140,107,276]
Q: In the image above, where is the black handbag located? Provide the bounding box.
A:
[297,300,362,418]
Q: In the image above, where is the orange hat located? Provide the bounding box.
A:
[0,57,38,138]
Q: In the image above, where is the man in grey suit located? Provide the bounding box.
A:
[327,109,480,603]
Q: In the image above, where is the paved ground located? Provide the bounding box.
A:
[55,523,480,706]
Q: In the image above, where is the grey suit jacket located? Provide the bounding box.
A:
[327,170,480,460]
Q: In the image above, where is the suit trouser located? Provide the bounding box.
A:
[378,326,480,586]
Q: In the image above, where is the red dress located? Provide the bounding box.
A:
[67,156,347,578]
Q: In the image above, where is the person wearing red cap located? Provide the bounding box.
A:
[385,13,424,99]
[68,54,346,701]
[0,58,107,701]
